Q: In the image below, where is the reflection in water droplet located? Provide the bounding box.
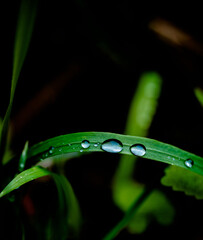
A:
[49,146,55,154]
[184,159,193,168]
[130,144,146,156]
[81,140,90,149]
[101,139,123,153]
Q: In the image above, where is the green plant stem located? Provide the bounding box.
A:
[103,187,152,240]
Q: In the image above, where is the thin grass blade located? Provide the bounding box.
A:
[25,131,203,176]
[51,174,81,237]
[0,166,49,198]
[0,0,38,162]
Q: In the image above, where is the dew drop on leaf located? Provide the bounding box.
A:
[184,159,193,168]
[130,144,146,156]
[81,140,90,149]
[49,146,55,154]
[101,139,123,153]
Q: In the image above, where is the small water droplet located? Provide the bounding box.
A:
[94,143,100,147]
[49,146,55,154]
[80,149,83,152]
[20,163,24,168]
[101,139,123,153]
[130,144,146,157]
[59,148,62,152]
[81,140,90,149]
[184,159,193,168]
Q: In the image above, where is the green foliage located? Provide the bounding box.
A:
[51,174,81,238]
[25,131,203,176]
[0,0,38,162]
[0,167,50,198]
[126,190,175,234]
[161,166,203,199]
[194,87,203,107]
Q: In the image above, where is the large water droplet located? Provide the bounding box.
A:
[130,144,146,156]
[184,159,193,168]
[101,139,123,153]
[81,140,90,149]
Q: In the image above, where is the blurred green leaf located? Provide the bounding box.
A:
[161,165,203,199]
[127,190,175,234]
[0,166,49,198]
[50,174,82,238]
[194,87,203,107]
[111,72,175,235]
[0,0,38,162]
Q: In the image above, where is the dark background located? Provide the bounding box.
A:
[1,0,203,239]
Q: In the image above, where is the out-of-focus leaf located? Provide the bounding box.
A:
[0,0,38,161]
[194,87,203,107]
[50,174,81,238]
[161,165,203,199]
[127,190,175,234]
[0,167,50,198]
[111,72,175,235]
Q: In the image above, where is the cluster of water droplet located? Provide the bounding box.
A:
[41,138,194,169]
[100,139,147,157]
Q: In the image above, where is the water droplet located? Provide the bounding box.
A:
[101,139,123,153]
[130,144,146,157]
[80,149,83,152]
[184,159,193,168]
[20,163,24,168]
[94,143,100,147]
[81,140,90,149]
[59,148,62,152]
[49,146,55,154]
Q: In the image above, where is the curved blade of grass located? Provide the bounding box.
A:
[0,166,49,198]
[51,174,81,237]
[0,0,38,162]
[26,131,203,176]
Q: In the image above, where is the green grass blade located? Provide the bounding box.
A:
[51,174,81,237]
[26,131,203,176]
[0,0,38,162]
[11,0,38,101]
[103,188,150,240]
[0,166,49,198]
